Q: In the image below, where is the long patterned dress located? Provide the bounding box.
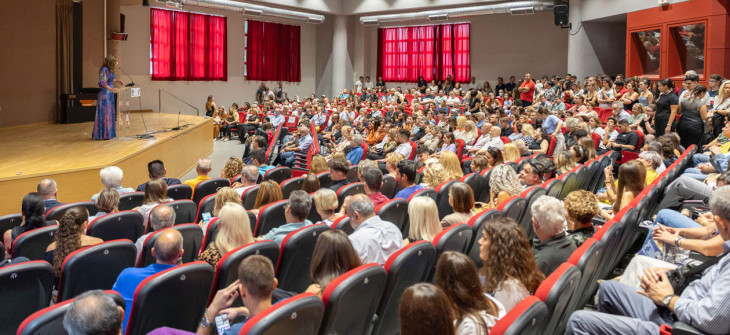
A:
[92,66,116,140]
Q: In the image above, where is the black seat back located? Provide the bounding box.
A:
[239,293,324,335]
[87,210,145,242]
[58,240,136,302]
[199,218,220,255]
[435,180,457,220]
[466,209,502,267]
[336,183,365,211]
[519,187,546,240]
[544,179,563,199]
[12,226,58,261]
[167,184,193,200]
[137,224,203,267]
[346,165,359,183]
[166,200,197,226]
[46,202,98,221]
[478,167,495,203]
[208,241,279,307]
[195,194,216,223]
[241,185,260,210]
[275,224,330,293]
[118,192,145,211]
[375,199,408,237]
[125,262,214,335]
[491,296,548,335]
[192,178,230,205]
[498,196,526,224]
[0,213,22,242]
[380,175,397,199]
[280,177,305,199]
[558,172,578,200]
[317,172,333,189]
[534,263,582,335]
[264,167,293,184]
[461,172,485,205]
[0,261,54,335]
[319,264,387,335]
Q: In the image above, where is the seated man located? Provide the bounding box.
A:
[657,171,730,212]
[183,159,212,189]
[63,290,124,335]
[346,134,365,165]
[134,204,176,260]
[361,166,389,208]
[38,178,64,213]
[531,196,576,276]
[394,160,424,199]
[114,229,184,332]
[250,150,274,177]
[136,160,182,192]
[234,165,260,197]
[328,158,350,192]
[91,166,135,201]
[606,119,639,152]
[196,255,278,335]
[257,190,312,245]
[518,157,557,188]
[346,194,403,265]
[394,129,413,160]
[468,123,492,154]
[278,125,313,167]
[566,186,730,335]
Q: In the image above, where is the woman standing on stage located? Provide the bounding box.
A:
[93,55,119,140]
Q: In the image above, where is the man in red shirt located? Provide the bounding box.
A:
[519,73,536,108]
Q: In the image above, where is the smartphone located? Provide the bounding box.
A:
[202,212,211,224]
[215,314,231,333]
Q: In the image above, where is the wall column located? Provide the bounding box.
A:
[331,15,351,97]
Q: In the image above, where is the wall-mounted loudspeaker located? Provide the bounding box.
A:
[554,4,568,27]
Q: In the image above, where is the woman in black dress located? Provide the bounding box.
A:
[677,85,708,148]
[654,79,679,136]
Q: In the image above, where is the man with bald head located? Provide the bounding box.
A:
[113,229,184,332]
[468,122,493,155]
[38,178,63,213]
[345,194,402,265]
[518,73,536,107]
[183,158,212,189]
[134,204,176,259]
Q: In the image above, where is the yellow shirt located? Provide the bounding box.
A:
[183,175,211,189]
[646,169,658,185]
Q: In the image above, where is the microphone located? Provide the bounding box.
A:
[119,65,135,87]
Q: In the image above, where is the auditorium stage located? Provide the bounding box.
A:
[0,113,212,215]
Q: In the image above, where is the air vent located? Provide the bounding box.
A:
[243,8,262,16]
[428,13,449,21]
[510,7,535,15]
[361,18,379,26]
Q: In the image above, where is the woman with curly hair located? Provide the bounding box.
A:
[487,165,523,208]
[46,207,103,288]
[220,157,244,180]
[564,190,598,247]
[421,159,450,188]
[439,151,463,181]
[435,252,504,334]
[305,230,361,298]
[385,152,405,179]
[478,217,544,312]
[250,180,283,216]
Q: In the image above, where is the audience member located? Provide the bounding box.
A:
[257,190,312,245]
[405,197,442,245]
[47,207,103,291]
[200,203,254,268]
[234,165,259,196]
[564,190,598,247]
[441,182,476,228]
[313,189,342,226]
[89,187,120,221]
[394,160,424,199]
[91,166,135,201]
[346,194,403,264]
[63,290,124,335]
[249,180,282,216]
[327,158,350,192]
[487,165,523,208]
[420,159,449,188]
[251,150,275,177]
[531,196,576,276]
[38,178,63,214]
[183,158,213,189]
[220,157,244,180]
[555,150,578,175]
[134,204,176,259]
[440,151,464,181]
[136,179,173,223]
[301,173,321,193]
[518,157,557,187]
[361,166,389,207]
[305,230,361,298]
[4,192,49,258]
[400,283,456,335]
[279,125,313,167]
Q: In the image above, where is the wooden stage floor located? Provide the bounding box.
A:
[0,113,212,215]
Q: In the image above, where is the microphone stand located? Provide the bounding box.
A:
[119,65,154,139]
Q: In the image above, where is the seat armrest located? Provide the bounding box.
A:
[672,322,708,335]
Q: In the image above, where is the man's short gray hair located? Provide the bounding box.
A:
[611,101,624,110]
[639,151,662,170]
[710,186,730,223]
[288,190,312,220]
[242,165,259,183]
[531,195,565,237]
[197,158,212,172]
[99,166,124,188]
[63,290,121,335]
[352,134,363,146]
[346,195,375,217]
[37,178,57,196]
[150,204,176,231]
[565,118,579,130]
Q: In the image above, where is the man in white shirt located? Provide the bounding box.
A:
[394,129,413,159]
[346,194,403,265]
[134,205,175,260]
[234,165,260,197]
[340,105,356,123]
[468,123,493,154]
[270,108,285,129]
[364,76,374,90]
[478,126,504,154]
[355,76,364,94]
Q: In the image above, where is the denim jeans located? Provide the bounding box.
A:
[637,209,701,260]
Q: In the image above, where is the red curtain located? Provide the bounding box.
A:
[377,23,470,83]
[245,20,301,82]
[150,8,226,81]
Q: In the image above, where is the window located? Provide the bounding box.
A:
[631,29,661,75]
[150,8,227,81]
[377,23,471,83]
[670,23,705,75]
[244,20,301,82]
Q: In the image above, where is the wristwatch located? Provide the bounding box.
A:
[674,236,685,247]
[200,315,213,328]
[663,294,676,307]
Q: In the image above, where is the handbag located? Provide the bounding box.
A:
[666,254,723,294]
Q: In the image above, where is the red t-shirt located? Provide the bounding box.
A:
[367,192,389,208]
[520,80,535,102]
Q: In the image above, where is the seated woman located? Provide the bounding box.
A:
[470,154,490,174]
[88,187,120,222]
[485,165,523,209]
[4,192,51,259]
[479,217,544,312]
[220,157,244,180]
[249,181,283,216]
[638,151,662,185]
[502,143,520,163]
[440,151,464,181]
[199,203,255,269]
[441,182,476,228]
[600,161,645,220]
[439,132,457,155]
[301,173,320,193]
[313,189,343,226]
[485,147,504,168]
[572,137,597,164]
[435,252,506,334]
[555,150,577,175]
[46,207,104,292]
[528,128,550,155]
[400,283,456,335]
[405,197,442,245]
[309,155,329,175]
[136,179,173,223]
[421,159,450,189]
[199,187,242,233]
[305,230,361,298]
[563,190,599,247]
[385,152,405,179]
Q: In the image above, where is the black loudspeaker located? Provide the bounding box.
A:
[554,4,568,27]
[143,0,150,6]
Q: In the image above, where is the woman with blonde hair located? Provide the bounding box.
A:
[199,203,254,268]
[470,154,490,174]
[313,189,343,226]
[421,159,450,188]
[212,187,242,216]
[520,124,536,147]
[487,165,523,208]
[250,180,283,216]
[310,155,329,174]
[405,197,443,245]
[502,143,520,163]
[385,152,405,179]
[462,121,479,146]
[453,116,468,140]
[440,151,463,181]
[221,157,244,180]
[554,150,577,175]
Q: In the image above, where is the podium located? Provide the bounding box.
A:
[117,86,141,137]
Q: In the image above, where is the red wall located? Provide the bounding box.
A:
[626,0,730,84]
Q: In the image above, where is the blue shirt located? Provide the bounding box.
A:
[347,147,364,165]
[262,220,312,245]
[297,135,313,153]
[543,115,561,135]
[113,263,177,333]
[258,165,275,177]
[394,184,424,200]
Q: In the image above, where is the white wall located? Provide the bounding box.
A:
[120,4,318,114]
[350,11,569,89]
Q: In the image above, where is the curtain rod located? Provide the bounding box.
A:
[151,4,227,18]
[244,18,301,27]
[375,21,471,29]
